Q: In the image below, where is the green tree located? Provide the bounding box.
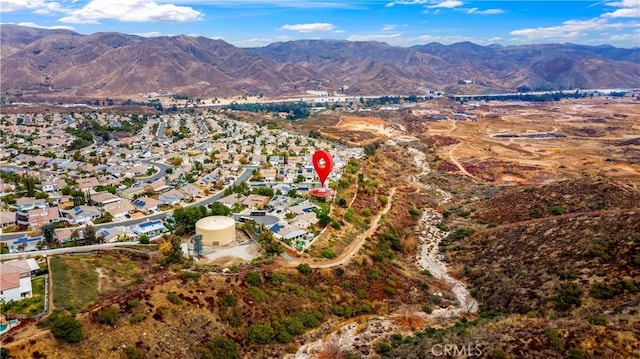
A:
[164,236,184,264]
[83,224,97,245]
[192,234,203,258]
[41,223,56,247]
[139,234,150,244]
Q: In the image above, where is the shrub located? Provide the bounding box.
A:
[269,272,287,285]
[249,287,269,302]
[284,317,305,336]
[297,263,312,275]
[124,346,142,359]
[333,304,353,318]
[127,299,140,308]
[333,267,345,276]
[368,268,382,280]
[129,313,145,325]
[202,336,238,359]
[320,247,336,259]
[553,283,582,311]
[167,292,183,305]
[245,272,262,287]
[96,306,119,325]
[423,305,433,314]
[298,310,322,328]
[49,314,83,343]
[376,342,392,354]
[247,323,275,344]
[220,294,237,307]
[567,349,587,359]
[550,204,565,215]
[588,314,608,326]
[545,328,563,350]
[590,281,624,300]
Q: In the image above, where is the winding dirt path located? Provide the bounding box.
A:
[448,143,480,181]
[283,187,397,269]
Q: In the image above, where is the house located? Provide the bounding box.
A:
[0,211,15,227]
[242,194,270,209]
[6,236,43,253]
[179,184,203,198]
[149,179,171,193]
[268,195,292,213]
[59,205,102,225]
[131,220,165,238]
[269,223,309,245]
[103,200,135,220]
[217,193,243,209]
[288,212,319,229]
[16,206,61,229]
[91,192,122,207]
[288,202,318,216]
[132,197,161,214]
[55,228,84,244]
[0,272,32,302]
[96,226,136,243]
[261,168,278,182]
[158,189,186,206]
[76,177,100,191]
[11,197,47,212]
[119,186,145,199]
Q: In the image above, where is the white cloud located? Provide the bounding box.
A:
[346,32,402,42]
[428,0,463,9]
[382,24,397,31]
[133,31,164,37]
[59,0,203,24]
[160,0,363,9]
[510,17,639,41]
[279,22,336,32]
[602,8,640,17]
[0,0,66,14]
[385,0,428,6]
[466,7,503,15]
[15,21,75,31]
[604,0,639,8]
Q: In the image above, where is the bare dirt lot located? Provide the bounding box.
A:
[407,98,640,184]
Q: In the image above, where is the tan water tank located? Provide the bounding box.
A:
[195,216,236,246]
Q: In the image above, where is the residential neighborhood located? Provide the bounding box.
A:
[0,111,363,254]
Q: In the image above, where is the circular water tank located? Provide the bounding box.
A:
[195,216,236,246]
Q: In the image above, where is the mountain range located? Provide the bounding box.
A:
[1,24,638,101]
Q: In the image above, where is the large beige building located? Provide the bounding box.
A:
[195,216,236,246]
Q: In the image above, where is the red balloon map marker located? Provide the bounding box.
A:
[312,150,333,188]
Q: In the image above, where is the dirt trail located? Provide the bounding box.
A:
[283,187,397,269]
[448,143,480,180]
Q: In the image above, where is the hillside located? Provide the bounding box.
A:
[1,24,639,102]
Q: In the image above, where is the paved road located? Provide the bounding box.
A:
[156,121,166,141]
[139,159,172,182]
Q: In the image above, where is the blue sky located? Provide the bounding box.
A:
[1,0,639,47]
